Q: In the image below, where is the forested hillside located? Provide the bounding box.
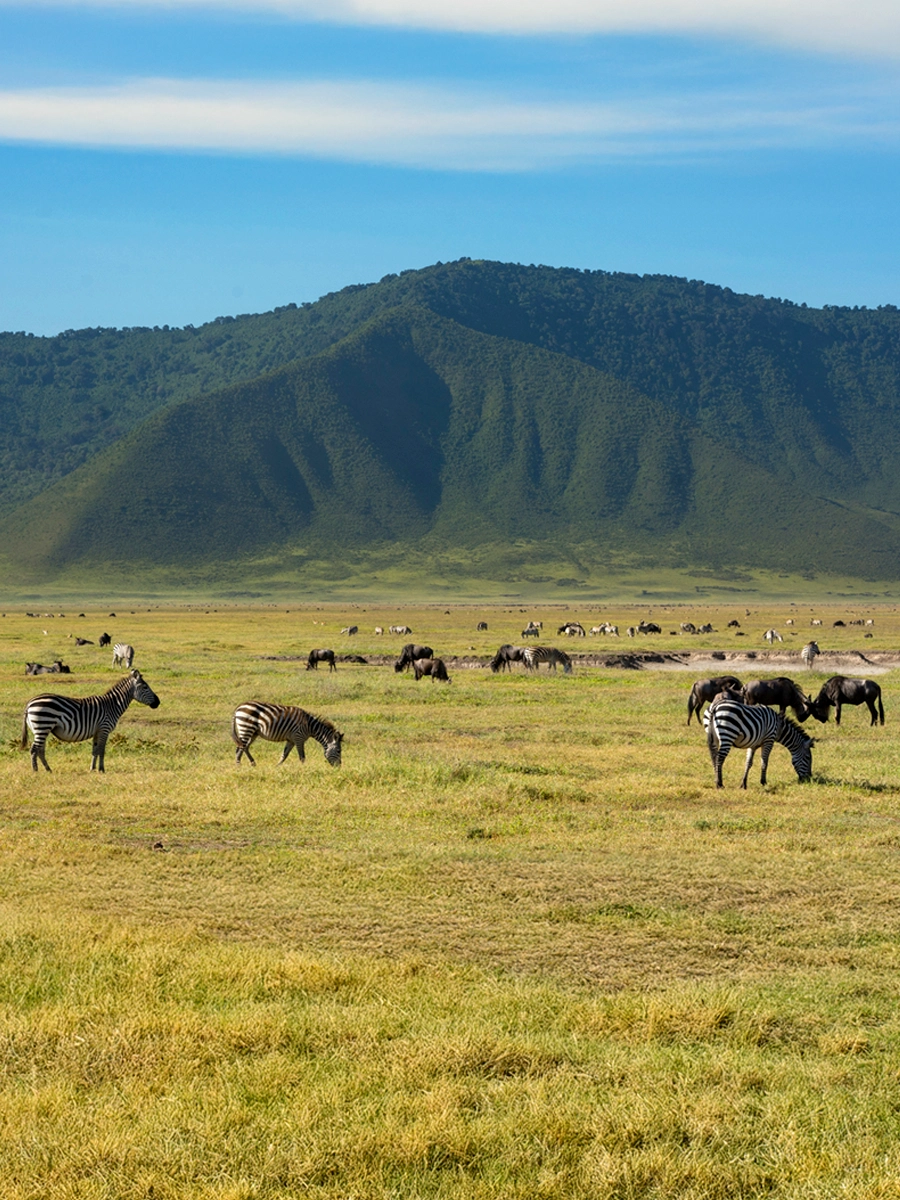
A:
[2,260,900,582]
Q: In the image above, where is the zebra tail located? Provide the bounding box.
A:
[230,716,242,746]
[20,716,29,750]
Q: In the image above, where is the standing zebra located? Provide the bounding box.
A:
[800,641,820,669]
[232,702,343,767]
[703,699,813,788]
[522,646,573,674]
[112,643,135,668]
[21,669,160,772]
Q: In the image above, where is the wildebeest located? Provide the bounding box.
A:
[306,648,336,671]
[637,621,662,634]
[25,661,71,675]
[412,657,450,682]
[727,620,741,628]
[558,622,586,637]
[489,644,525,672]
[680,622,697,634]
[98,632,111,647]
[477,622,488,631]
[686,675,743,725]
[74,637,94,646]
[395,643,435,672]
[810,676,885,726]
[742,677,819,722]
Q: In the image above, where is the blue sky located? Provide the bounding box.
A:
[1,0,898,334]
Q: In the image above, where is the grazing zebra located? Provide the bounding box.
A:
[306,648,336,671]
[231,702,343,767]
[21,669,160,772]
[112,642,135,668]
[703,699,813,788]
[800,641,820,669]
[522,646,573,674]
[340,626,358,636]
[763,628,783,644]
[558,622,586,637]
[390,625,412,635]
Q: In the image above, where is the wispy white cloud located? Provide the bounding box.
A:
[2,0,899,61]
[0,78,894,170]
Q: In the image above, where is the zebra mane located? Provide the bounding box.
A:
[777,713,811,742]
[308,711,340,740]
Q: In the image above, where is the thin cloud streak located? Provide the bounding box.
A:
[0,78,896,170]
[2,0,899,60]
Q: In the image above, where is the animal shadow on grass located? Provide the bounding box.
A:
[812,774,898,793]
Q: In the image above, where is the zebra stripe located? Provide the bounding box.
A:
[703,699,813,789]
[522,646,573,674]
[21,669,161,772]
[112,643,135,668]
[800,641,820,669]
[232,702,343,767]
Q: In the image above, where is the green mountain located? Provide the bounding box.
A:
[2,260,900,584]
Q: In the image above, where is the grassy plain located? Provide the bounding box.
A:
[2,600,900,1198]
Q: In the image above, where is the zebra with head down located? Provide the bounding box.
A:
[522,646,572,674]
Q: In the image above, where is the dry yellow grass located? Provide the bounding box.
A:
[1,601,899,1197]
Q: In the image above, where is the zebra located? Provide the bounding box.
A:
[703,699,813,788]
[112,642,135,668]
[522,646,573,674]
[763,629,783,644]
[231,702,343,767]
[21,669,161,772]
[800,641,820,669]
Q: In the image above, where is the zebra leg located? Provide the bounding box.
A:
[279,742,294,763]
[758,738,775,786]
[235,736,256,766]
[92,730,110,772]
[31,736,50,772]
[741,747,756,789]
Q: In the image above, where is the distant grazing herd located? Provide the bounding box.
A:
[14,613,889,786]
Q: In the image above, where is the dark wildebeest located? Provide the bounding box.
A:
[489,644,525,673]
[98,632,111,647]
[74,637,94,646]
[477,622,488,631]
[811,676,885,726]
[395,643,434,672]
[637,621,662,634]
[25,661,71,675]
[686,675,743,725]
[412,657,450,682]
[742,677,819,722]
[306,648,336,672]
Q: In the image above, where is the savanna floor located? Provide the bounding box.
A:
[1,600,900,1199]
